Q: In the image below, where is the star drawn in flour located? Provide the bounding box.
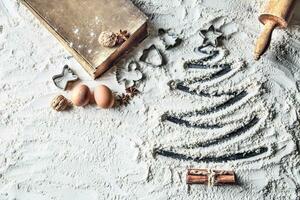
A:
[199,25,223,47]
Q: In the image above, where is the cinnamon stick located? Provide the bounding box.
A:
[186,169,236,186]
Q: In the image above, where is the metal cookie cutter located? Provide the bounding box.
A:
[139,45,165,67]
[52,65,79,90]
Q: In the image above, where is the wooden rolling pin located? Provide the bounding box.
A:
[254,0,296,60]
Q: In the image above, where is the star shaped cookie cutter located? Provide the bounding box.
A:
[199,25,223,47]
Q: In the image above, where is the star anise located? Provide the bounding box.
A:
[116,30,130,45]
[118,93,131,106]
[126,86,140,97]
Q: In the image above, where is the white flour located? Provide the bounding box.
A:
[0,0,300,199]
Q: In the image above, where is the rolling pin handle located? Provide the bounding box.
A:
[254,20,277,60]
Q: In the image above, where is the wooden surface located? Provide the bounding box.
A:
[20,0,148,78]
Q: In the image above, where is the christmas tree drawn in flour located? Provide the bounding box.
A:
[154,25,274,163]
